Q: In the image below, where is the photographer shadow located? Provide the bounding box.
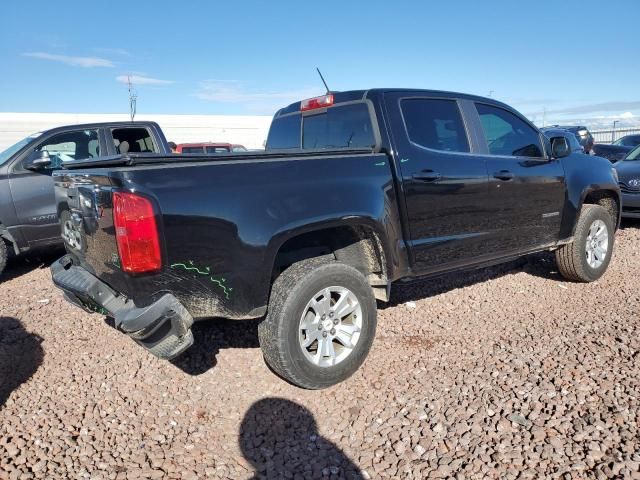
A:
[240,397,363,479]
[0,317,44,408]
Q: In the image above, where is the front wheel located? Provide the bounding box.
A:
[555,204,614,282]
[0,240,7,278]
[258,258,377,389]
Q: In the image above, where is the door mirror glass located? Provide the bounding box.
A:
[551,137,571,159]
[23,150,51,170]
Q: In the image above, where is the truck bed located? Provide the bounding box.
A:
[53,149,400,321]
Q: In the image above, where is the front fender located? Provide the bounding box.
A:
[559,154,621,238]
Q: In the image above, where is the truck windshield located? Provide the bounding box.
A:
[0,132,42,165]
[266,103,375,150]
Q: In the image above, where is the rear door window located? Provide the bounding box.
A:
[111,127,158,154]
[400,98,470,152]
[476,104,543,158]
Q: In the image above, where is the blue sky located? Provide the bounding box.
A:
[2,0,639,127]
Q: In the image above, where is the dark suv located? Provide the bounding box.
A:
[551,125,594,154]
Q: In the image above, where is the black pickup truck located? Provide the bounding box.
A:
[0,121,170,276]
[51,89,620,389]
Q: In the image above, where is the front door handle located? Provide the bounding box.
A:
[413,170,441,182]
[493,170,514,181]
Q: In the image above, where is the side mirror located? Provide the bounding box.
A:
[550,137,571,159]
[24,150,52,170]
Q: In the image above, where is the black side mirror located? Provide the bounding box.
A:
[550,137,571,159]
[24,150,52,170]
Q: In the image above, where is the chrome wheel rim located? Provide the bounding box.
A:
[63,219,81,250]
[298,286,363,367]
[585,219,608,269]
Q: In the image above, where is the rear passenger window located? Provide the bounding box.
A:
[401,99,470,153]
[476,104,543,158]
[112,127,158,154]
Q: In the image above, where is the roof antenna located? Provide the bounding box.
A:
[316,67,331,94]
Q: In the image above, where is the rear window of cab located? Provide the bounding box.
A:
[266,103,376,150]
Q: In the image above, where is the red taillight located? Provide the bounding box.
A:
[300,94,334,112]
[112,191,161,273]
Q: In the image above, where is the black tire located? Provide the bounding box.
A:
[258,257,377,389]
[0,240,7,278]
[555,204,614,282]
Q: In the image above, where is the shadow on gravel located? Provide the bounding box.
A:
[0,317,44,408]
[170,318,261,376]
[1,248,64,283]
[240,397,363,479]
[383,252,559,308]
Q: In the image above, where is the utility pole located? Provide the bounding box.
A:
[612,120,619,143]
[488,90,494,98]
[542,107,547,127]
[127,75,137,122]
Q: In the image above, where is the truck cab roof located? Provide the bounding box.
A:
[39,121,162,136]
[274,88,515,117]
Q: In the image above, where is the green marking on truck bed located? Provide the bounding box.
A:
[374,161,386,166]
[170,261,232,299]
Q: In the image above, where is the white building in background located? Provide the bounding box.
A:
[0,112,273,151]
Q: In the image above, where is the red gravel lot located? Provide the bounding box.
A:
[1,222,639,479]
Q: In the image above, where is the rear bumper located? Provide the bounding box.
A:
[51,255,194,359]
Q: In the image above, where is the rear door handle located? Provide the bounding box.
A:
[413,170,441,182]
[493,170,514,181]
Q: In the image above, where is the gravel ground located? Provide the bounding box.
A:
[1,222,639,480]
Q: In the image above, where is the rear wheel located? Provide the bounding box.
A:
[258,258,377,389]
[555,204,614,282]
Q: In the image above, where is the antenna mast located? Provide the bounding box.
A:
[127,75,137,122]
[316,67,330,93]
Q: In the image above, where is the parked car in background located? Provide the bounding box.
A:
[51,89,620,389]
[0,121,170,277]
[613,134,640,148]
[551,125,594,154]
[614,144,640,218]
[540,128,584,153]
[592,135,640,163]
[176,142,248,154]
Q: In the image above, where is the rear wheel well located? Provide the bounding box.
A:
[583,190,619,228]
[272,225,388,300]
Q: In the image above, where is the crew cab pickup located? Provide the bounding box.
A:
[0,121,170,277]
[50,89,620,389]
